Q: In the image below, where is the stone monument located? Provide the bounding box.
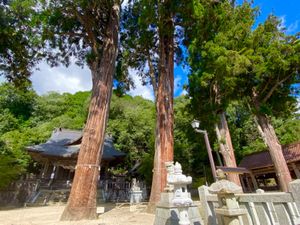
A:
[130,178,143,204]
[129,178,143,212]
[154,161,202,225]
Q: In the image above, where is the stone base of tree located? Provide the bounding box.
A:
[60,206,97,221]
[147,202,157,214]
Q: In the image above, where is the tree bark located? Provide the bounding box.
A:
[148,6,174,212]
[255,113,292,192]
[60,3,120,220]
[215,112,241,186]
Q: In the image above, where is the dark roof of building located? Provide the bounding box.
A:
[239,142,300,170]
[26,128,125,161]
[45,128,82,146]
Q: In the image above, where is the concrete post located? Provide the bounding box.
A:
[289,179,300,210]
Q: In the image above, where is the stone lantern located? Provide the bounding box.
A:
[209,169,246,225]
[154,161,202,225]
[168,162,193,225]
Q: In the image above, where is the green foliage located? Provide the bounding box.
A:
[0,153,25,189]
[0,83,91,187]
[37,0,120,68]
[187,1,258,115]
[173,96,215,185]
[0,80,298,188]
[0,109,19,134]
[0,0,42,85]
[31,91,90,129]
[120,0,190,95]
[0,83,156,186]
[186,1,299,163]
[138,152,154,185]
[0,83,37,120]
[107,94,156,173]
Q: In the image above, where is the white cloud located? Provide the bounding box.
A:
[181,89,188,96]
[122,0,129,7]
[28,61,156,101]
[278,16,299,34]
[31,62,92,95]
[174,76,182,94]
[278,15,286,30]
[287,20,299,34]
[0,76,5,83]
[127,68,154,101]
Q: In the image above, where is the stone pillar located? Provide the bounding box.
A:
[289,179,300,210]
[198,185,216,225]
[209,169,247,225]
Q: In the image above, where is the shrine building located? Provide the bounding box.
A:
[25,128,126,188]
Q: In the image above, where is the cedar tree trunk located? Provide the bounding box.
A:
[255,113,292,192]
[60,3,120,220]
[215,112,241,186]
[148,12,174,212]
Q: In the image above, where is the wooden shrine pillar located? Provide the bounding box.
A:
[41,162,49,179]
[249,172,258,190]
[292,163,300,179]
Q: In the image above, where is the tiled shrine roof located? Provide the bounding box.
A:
[26,128,125,161]
[239,142,300,170]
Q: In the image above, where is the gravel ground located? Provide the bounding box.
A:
[0,204,155,225]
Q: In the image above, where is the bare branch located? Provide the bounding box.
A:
[262,74,293,103]
[73,8,98,54]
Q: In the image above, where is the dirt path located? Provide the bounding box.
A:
[0,204,155,225]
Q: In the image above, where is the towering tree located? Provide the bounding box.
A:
[121,0,191,210]
[240,16,300,191]
[186,1,257,185]
[187,1,299,191]
[36,0,121,220]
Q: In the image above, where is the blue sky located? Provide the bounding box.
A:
[1,0,299,100]
[250,0,300,32]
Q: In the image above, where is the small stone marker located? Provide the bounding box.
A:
[97,206,105,217]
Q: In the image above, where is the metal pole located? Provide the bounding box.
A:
[203,131,217,181]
